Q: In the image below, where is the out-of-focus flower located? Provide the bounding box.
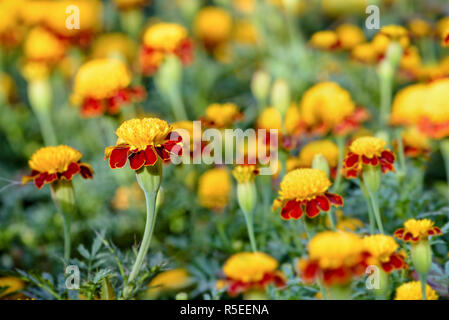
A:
[232,165,259,184]
[0,277,25,299]
[22,27,67,80]
[390,83,427,127]
[172,121,204,158]
[111,183,144,211]
[372,25,410,57]
[418,78,449,139]
[400,126,431,158]
[394,281,438,300]
[298,231,369,286]
[146,268,193,299]
[322,0,368,16]
[194,7,233,50]
[140,22,193,75]
[105,118,182,170]
[394,219,442,243]
[22,145,94,189]
[326,210,363,232]
[222,252,285,297]
[274,168,343,220]
[310,24,365,51]
[233,0,255,14]
[298,140,339,172]
[408,19,432,38]
[299,82,368,136]
[71,58,145,117]
[257,107,282,132]
[90,33,138,65]
[343,136,395,179]
[198,168,231,211]
[0,0,26,48]
[113,0,150,11]
[363,235,407,273]
[201,103,242,129]
[309,30,339,50]
[351,42,378,64]
[233,20,259,45]
[0,73,17,104]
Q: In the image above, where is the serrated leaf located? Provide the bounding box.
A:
[77,245,90,260]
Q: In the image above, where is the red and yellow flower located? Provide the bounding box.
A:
[22,145,94,189]
[105,118,182,171]
[363,235,407,273]
[394,281,439,300]
[298,231,370,286]
[309,24,365,51]
[274,168,343,220]
[343,136,395,178]
[222,252,285,297]
[394,219,442,243]
[400,126,431,158]
[140,22,194,75]
[72,58,145,117]
[201,103,243,129]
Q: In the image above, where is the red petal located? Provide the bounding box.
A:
[362,155,371,164]
[144,146,157,166]
[394,228,404,239]
[80,163,94,179]
[155,146,170,161]
[344,153,359,168]
[62,162,80,180]
[109,147,130,169]
[380,150,395,163]
[325,193,344,206]
[129,151,146,170]
[305,199,321,218]
[316,195,330,212]
[34,173,46,189]
[281,200,303,220]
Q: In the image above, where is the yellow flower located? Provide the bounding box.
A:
[28,146,82,174]
[223,252,278,283]
[111,183,144,211]
[194,7,233,48]
[419,78,449,139]
[309,31,339,50]
[72,58,131,104]
[0,277,25,298]
[198,168,231,210]
[90,33,137,64]
[391,83,427,126]
[363,235,398,262]
[0,72,17,103]
[394,218,442,243]
[298,140,339,168]
[23,27,66,64]
[143,23,188,52]
[372,25,410,55]
[327,210,363,232]
[115,118,172,151]
[408,18,432,38]
[233,0,255,14]
[232,165,259,184]
[113,0,149,10]
[336,24,365,50]
[257,107,282,131]
[300,82,356,131]
[322,0,368,16]
[308,231,364,270]
[146,268,192,299]
[284,103,301,135]
[278,168,331,202]
[203,103,241,128]
[233,20,259,45]
[394,281,438,300]
[351,42,378,64]
[349,136,386,159]
[401,126,431,157]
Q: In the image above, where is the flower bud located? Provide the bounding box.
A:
[156,55,182,95]
[50,180,75,215]
[362,165,381,194]
[373,268,389,299]
[243,290,268,300]
[312,154,330,178]
[237,181,257,215]
[251,70,271,103]
[377,60,394,80]
[271,79,290,117]
[176,292,189,300]
[411,240,432,276]
[386,42,403,69]
[28,78,52,114]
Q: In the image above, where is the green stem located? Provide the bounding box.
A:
[368,190,384,234]
[395,128,406,179]
[440,140,449,202]
[168,88,188,121]
[124,190,159,298]
[331,136,345,194]
[419,273,427,300]
[326,207,335,231]
[35,109,57,146]
[365,196,376,234]
[61,212,71,263]
[379,73,393,129]
[243,211,257,252]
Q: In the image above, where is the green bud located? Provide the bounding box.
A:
[28,78,52,114]
[312,154,330,178]
[50,180,76,215]
[176,292,189,300]
[243,290,268,300]
[363,165,381,194]
[136,161,162,196]
[411,240,432,276]
[237,181,257,215]
[373,268,390,299]
[156,55,182,94]
[377,60,394,80]
[271,79,290,117]
[386,42,403,69]
[251,70,271,104]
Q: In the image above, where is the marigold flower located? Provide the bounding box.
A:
[232,165,259,184]
[22,145,94,189]
[394,281,438,300]
[198,168,231,210]
[363,235,407,273]
[146,268,192,298]
[276,168,343,220]
[408,19,432,38]
[299,82,368,136]
[222,252,285,296]
[335,24,365,50]
[105,118,182,171]
[202,103,242,128]
[0,72,17,103]
[0,276,25,299]
[394,219,442,243]
[23,27,66,69]
[194,7,233,50]
[140,22,193,75]
[298,140,339,170]
[372,25,410,56]
[390,83,428,126]
[351,42,378,64]
[309,31,339,50]
[233,20,259,45]
[172,121,204,158]
[418,78,449,139]
[72,58,145,117]
[113,0,149,10]
[299,231,370,286]
[0,0,25,48]
[343,136,395,179]
[90,33,137,65]
[400,126,431,158]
